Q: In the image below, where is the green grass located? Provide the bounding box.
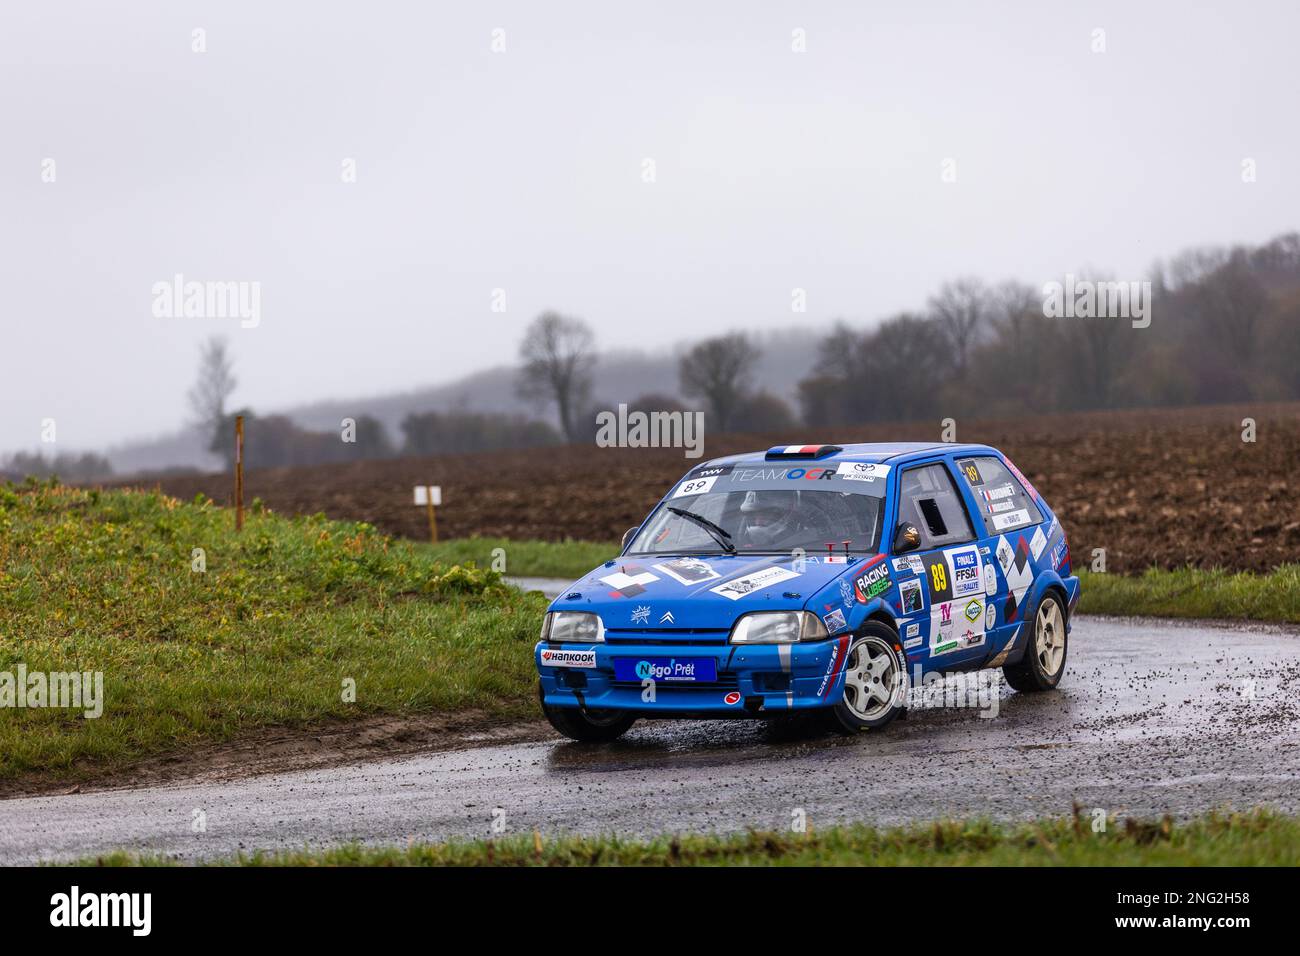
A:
[423,536,618,581]
[74,810,1300,866]
[0,482,547,784]
[1077,565,1300,623]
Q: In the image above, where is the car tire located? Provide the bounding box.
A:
[538,682,636,742]
[1003,590,1068,692]
[827,623,907,734]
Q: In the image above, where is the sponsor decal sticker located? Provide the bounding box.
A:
[836,461,891,482]
[653,557,721,585]
[818,636,851,697]
[540,648,597,668]
[631,605,650,625]
[903,636,923,650]
[946,545,983,598]
[899,577,924,613]
[992,509,1032,530]
[600,567,659,598]
[983,563,997,595]
[710,565,801,600]
[673,476,717,498]
[822,607,847,633]
[964,598,983,624]
[616,657,716,682]
[1030,525,1048,561]
[892,554,924,575]
[853,556,892,603]
[986,602,996,630]
[724,691,742,705]
[906,622,920,639]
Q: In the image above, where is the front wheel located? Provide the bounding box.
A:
[828,625,907,734]
[539,683,636,742]
[1003,591,1068,691]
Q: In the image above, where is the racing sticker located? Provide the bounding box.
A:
[600,567,659,598]
[983,562,997,595]
[899,577,924,614]
[710,565,800,600]
[924,553,953,602]
[539,648,597,668]
[836,461,891,482]
[1030,524,1049,561]
[930,597,987,656]
[945,545,983,598]
[818,636,851,697]
[892,554,924,575]
[686,464,733,480]
[958,459,984,485]
[992,509,1032,530]
[1003,456,1040,500]
[853,555,892,603]
[653,557,721,585]
[822,607,847,633]
[997,533,1035,622]
[724,691,742,705]
[673,475,717,498]
[981,483,1016,502]
[985,601,996,630]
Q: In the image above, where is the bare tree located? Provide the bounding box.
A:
[928,277,992,376]
[188,336,237,440]
[516,312,596,442]
[678,333,761,432]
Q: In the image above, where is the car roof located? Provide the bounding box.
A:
[698,442,1000,470]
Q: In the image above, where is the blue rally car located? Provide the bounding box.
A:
[535,443,1080,741]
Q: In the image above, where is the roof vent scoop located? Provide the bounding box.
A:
[764,444,843,461]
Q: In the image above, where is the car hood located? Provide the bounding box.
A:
[551,553,869,634]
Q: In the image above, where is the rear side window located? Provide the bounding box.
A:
[956,456,1043,535]
[897,463,975,550]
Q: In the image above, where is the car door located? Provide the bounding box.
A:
[950,454,1045,660]
[893,460,989,670]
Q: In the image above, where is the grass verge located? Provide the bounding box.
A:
[0,483,546,785]
[75,810,1299,866]
[1077,565,1300,624]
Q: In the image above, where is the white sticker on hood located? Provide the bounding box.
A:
[710,566,800,600]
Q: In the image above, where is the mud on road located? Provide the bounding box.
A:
[2,615,1297,864]
[136,403,1300,575]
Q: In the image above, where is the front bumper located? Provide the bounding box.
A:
[536,636,850,715]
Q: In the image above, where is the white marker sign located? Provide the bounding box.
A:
[414,485,443,506]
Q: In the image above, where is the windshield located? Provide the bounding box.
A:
[627,464,887,555]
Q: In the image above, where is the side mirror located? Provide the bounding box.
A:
[621,526,640,552]
[893,522,921,555]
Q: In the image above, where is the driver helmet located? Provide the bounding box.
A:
[739,490,797,546]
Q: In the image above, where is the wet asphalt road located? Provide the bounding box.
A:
[2,614,1298,864]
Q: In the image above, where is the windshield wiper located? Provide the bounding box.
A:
[666,507,736,554]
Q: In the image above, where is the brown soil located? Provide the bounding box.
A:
[3,712,552,799]
[123,402,1300,575]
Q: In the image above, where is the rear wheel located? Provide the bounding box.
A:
[1003,591,1068,691]
[539,683,636,742]
[828,624,907,733]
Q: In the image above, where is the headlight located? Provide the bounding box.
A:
[729,611,828,644]
[541,611,605,643]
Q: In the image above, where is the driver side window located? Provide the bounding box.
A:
[898,463,975,551]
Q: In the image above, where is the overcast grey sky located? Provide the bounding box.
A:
[2,0,1296,454]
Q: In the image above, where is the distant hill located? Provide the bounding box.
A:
[105,326,829,475]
